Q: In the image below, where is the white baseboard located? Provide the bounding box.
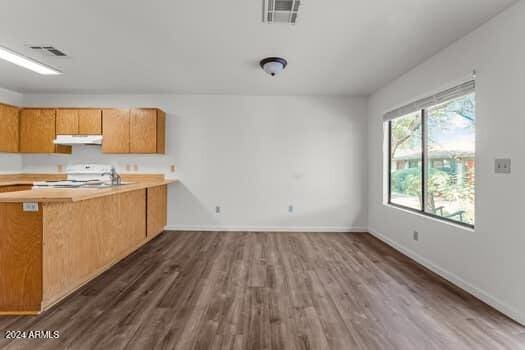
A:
[368,227,525,326]
[165,225,368,233]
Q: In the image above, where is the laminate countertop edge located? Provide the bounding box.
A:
[0,179,176,203]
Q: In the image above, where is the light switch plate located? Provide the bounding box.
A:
[495,158,511,174]
[23,202,39,212]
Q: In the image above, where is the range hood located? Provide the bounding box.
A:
[54,135,103,145]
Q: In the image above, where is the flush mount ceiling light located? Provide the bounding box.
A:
[0,45,62,75]
[260,57,288,76]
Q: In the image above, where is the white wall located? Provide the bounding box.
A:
[8,0,522,327]
[0,87,23,173]
[368,1,525,325]
[22,94,368,231]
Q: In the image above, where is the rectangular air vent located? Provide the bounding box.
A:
[29,46,68,57]
[263,0,301,24]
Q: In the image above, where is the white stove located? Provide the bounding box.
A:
[33,164,114,189]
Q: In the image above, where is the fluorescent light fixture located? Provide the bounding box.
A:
[0,45,62,75]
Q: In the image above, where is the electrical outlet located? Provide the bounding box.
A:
[170,165,176,173]
[413,231,419,241]
[133,164,138,172]
[57,164,64,173]
[288,205,294,213]
[23,202,39,212]
[215,206,221,214]
[495,158,511,174]
[126,164,131,172]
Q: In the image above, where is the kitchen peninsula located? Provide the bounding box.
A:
[0,174,174,315]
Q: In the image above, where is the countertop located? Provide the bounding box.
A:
[0,179,176,203]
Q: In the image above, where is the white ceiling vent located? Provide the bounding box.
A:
[263,0,301,24]
[29,46,68,57]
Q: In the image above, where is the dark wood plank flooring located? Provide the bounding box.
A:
[0,231,524,350]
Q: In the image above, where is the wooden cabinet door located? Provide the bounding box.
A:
[0,202,43,313]
[56,109,79,135]
[56,109,102,135]
[0,103,19,153]
[156,109,166,154]
[147,185,167,238]
[102,109,130,153]
[78,110,102,135]
[19,109,57,153]
[130,109,157,153]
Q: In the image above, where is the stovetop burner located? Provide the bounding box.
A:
[32,164,114,189]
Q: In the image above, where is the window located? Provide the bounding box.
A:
[389,112,422,210]
[387,83,475,227]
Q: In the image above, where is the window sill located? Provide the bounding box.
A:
[384,203,475,232]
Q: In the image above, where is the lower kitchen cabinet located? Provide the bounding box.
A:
[0,184,170,314]
[147,185,168,238]
[41,190,147,307]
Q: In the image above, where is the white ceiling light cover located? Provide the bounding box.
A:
[263,61,284,75]
[260,57,288,76]
[0,46,62,75]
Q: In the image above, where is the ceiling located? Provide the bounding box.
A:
[0,0,516,95]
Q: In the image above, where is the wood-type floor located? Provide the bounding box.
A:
[0,231,524,350]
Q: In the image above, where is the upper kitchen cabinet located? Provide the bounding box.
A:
[78,110,102,135]
[130,108,165,154]
[102,109,130,153]
[56,109,102,135]
[19,109,71,154]
[103,108,165,154]
[0,103,19,153]
[56,109,78,135]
